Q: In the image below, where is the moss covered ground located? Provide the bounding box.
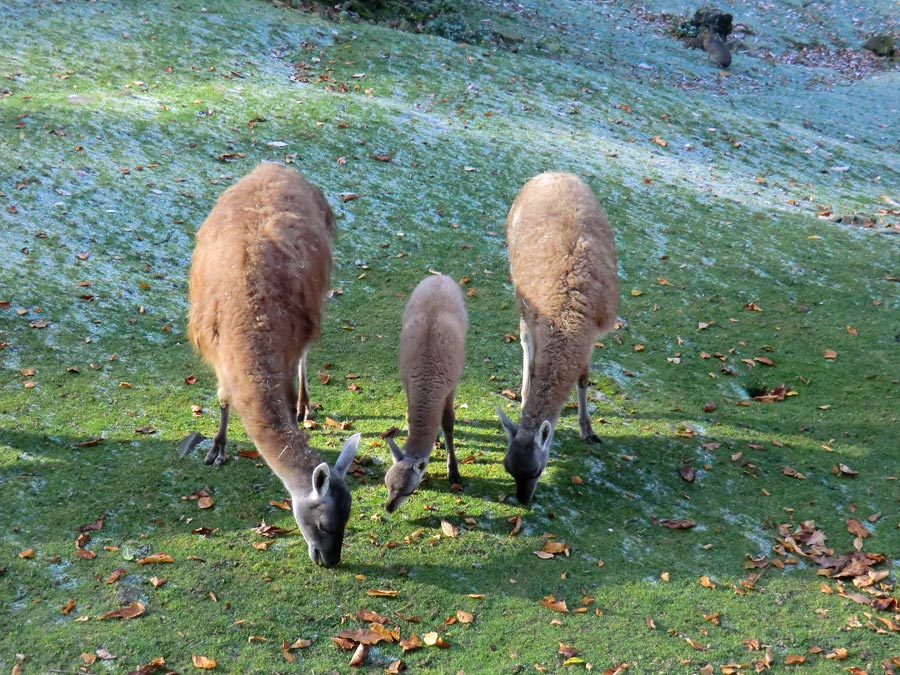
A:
[1,1,898,673]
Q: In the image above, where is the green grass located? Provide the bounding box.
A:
[2,0,899,673]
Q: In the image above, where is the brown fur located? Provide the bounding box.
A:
[498,172,618,503]
[188,163,358,567]
[384,274,468,512]
[189,162,334,441]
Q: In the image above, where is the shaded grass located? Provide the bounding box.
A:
[1,0,899,673]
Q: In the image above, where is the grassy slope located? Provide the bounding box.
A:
[1,0,898,673]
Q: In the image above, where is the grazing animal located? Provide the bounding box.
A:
[384,274,468,513]
[497,172,619,504]
[187,162,360,567]
[703,33,732,68]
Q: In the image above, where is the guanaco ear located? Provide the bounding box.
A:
[496,406,518,441]
[311,462,331,499]
[386,436,405,463]
[333,433,361,478]
[537,420,554,461]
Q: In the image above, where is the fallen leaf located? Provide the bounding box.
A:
[75,514,106,532]
[127,656,167,675]
[541,541,570,558]
[349,642,369,667]
[540,595,569,613]
[331,636,357,650]
[400,633,423,652]
[61,599,77,614]
[782,467,807,479]
[785,654,805,665]
[385,659,405,674]
[699,576,717,589]
[191,654,216,669]
[96,648,116,660]
[835,463,858,476]
[98,601,145,620]
[325,416,351,430]
[136,553,174,565]
[197,497,214,509]
[18,548,35,559]
[366,589,399,598]
[508,515,522,536]
[191,527,217,536]
[823,349,838,359]
[149,576,167,588]
[422,632,450,648]
[357,609,390,623]
[103,567,128,584]
[660,519,696,529]
[846,518,869,538]
[251,521,293,537]
[824,648,848,660]
[456,610,473,623]
[440,519,459,538]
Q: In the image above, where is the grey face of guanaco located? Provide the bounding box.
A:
[293,433,360,567]
[497,408,553,505]
[383,437,428,513]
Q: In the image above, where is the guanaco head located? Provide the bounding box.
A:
[292,433,361,567]
[496,407,553,505]
[383,437,428,513]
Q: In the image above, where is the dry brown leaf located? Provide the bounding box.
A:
[104,568,128,584]
[785,654,805,665]
[508,515,522,536]
[349,642,369,667]
[660,519,696,529]
[325,416,351,430]
[440,519,459,538]
[456,610,473,624]
[357,609,391,623]
[136,553,174,565]
[541,541,570,555]
[540,594,569,612]
[422,631,450,648]
[127,656,167,675]
[191,654,217,669]
[699,576,717,589]
[98,601,145,620]
[400,633,423,653]
[366,589,399,598]
[846,517,869,538]
[61,599,77,615]
[824,648,848,660]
